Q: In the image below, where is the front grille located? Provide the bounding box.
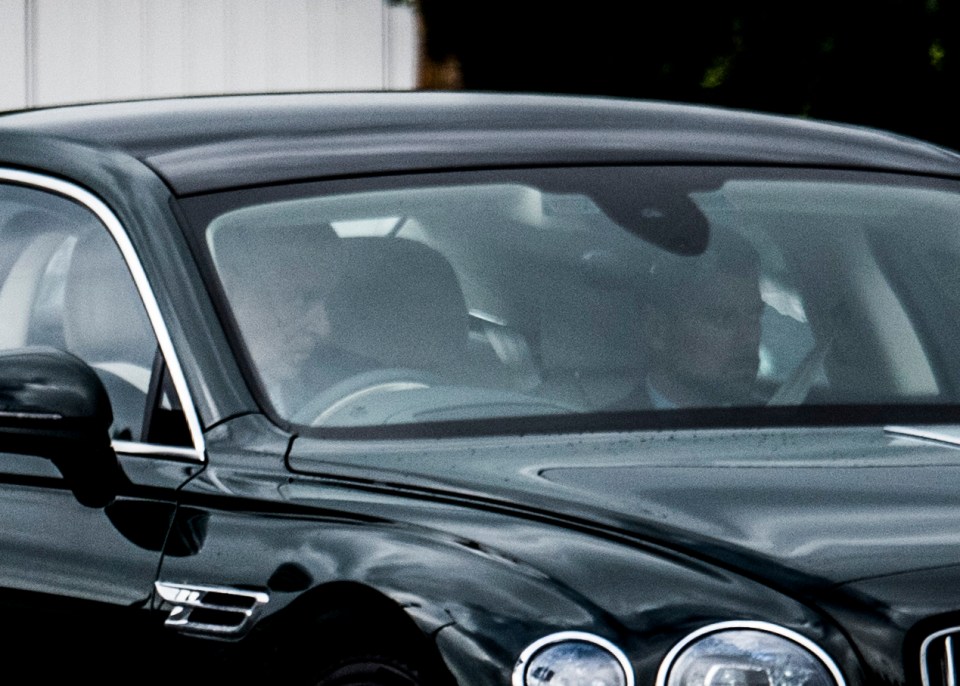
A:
[921,628,960,686]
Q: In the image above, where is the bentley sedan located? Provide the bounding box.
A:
[2,91,960,685]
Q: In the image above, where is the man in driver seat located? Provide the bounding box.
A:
[614,233,765,410]
[220,230,376,418]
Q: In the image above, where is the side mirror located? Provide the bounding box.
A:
[0,347,121,507]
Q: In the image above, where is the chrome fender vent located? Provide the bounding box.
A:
[155,582,269,637]
[922,627,960,686]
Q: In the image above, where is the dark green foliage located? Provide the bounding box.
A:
[414,0,960,151]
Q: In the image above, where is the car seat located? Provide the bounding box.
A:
[322,236,468,378]
[62,229,157,440]
[0,211,70,350]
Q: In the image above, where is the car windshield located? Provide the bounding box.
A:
[185,166,960,434]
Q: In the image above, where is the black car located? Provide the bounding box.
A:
[2,91,960,685]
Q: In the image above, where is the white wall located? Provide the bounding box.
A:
[0,0,417,111]
[0,0,28,110]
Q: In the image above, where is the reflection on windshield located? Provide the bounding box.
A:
[200,168,960,433]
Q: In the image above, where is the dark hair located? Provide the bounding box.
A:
[644,231,760,306]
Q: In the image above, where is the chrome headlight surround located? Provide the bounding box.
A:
[656,620,846,686]
[513,631,635,686]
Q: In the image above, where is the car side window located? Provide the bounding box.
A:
[0,182,188,445]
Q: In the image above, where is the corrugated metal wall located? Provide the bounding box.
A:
[0,0,417,111]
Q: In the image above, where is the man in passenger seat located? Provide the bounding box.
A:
[613,234,764,410]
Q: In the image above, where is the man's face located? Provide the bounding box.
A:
[651,268,763,405]
[232,288,331,383]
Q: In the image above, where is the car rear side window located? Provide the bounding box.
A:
[0,182,189,445]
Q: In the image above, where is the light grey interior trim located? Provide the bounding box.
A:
[0,168,205,463]
[885,425,960,450]
[0,232,65,347]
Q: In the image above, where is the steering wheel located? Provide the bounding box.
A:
[292,368,441,427]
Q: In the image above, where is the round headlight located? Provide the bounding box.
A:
[513,631,635,686]
[656,621,845,686]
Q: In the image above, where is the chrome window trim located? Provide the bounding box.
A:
[112,440,204,463]
[512,630,635,686]
[0,168,205,464]
[654,620,846,686]
[921,625,960,686]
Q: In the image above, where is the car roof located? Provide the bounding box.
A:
[2,91,960,194]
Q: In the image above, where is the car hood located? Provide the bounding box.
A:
[288,423,960,589]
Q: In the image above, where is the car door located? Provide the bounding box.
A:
[0,175,202,667]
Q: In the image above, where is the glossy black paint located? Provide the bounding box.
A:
[0,347,111,427]
[2,92,960,684]
[166,416,861,684]
[4,93,960,195]
[0,347,123,506]
[0,453,198,680]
